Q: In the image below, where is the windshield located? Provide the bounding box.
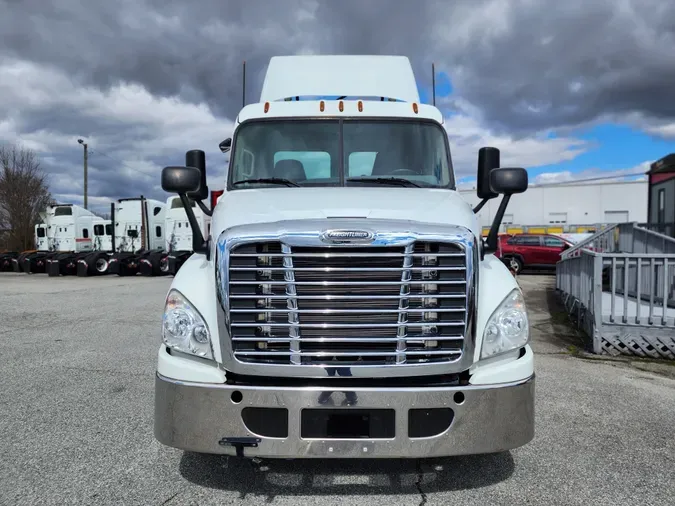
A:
[228,119,453,189]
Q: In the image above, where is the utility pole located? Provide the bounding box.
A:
[77,138,88,209]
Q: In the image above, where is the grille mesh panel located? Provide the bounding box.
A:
[228,241,468,366]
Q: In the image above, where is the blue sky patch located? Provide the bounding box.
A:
[530,123,675,177]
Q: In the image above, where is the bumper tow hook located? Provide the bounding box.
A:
[218,437,262,458]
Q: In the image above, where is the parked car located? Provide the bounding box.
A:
[496,233,574,273]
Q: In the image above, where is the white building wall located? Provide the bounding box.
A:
[459,180,648,229]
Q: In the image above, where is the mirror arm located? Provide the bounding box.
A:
[483,193,512,257]
[472,198,489,214]
[179,192,210,260]
[196,199,212,217]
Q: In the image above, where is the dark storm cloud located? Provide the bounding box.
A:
[435,0,675,132]
[3,0,674,130]
[2,0,675,210]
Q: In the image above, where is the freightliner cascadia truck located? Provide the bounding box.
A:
[154,55,534,459]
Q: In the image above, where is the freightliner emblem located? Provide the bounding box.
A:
[320,229,374,244]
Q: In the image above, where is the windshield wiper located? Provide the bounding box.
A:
[347,177,421,188]
[232,178,300,187]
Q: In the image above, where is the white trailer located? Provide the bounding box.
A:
[154,55,534,459]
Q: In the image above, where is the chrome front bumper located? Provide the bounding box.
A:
[154,372,535,459]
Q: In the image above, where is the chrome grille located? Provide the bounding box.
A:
[227,241,468,367]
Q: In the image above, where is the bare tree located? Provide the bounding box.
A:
[0,143,55,251]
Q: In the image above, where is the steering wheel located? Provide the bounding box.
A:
[390,169,419,176]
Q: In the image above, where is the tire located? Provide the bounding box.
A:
[159,254,170,275]
[506,256,523,274]
[92,252,111,274]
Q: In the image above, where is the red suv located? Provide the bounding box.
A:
[495,234,573,274]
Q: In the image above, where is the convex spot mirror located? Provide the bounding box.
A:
[490,167,528,195]
[161,166,201,194]
[219,138,232,153]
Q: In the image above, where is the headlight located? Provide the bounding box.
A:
[481,288,529,359]
[162,289,213,360]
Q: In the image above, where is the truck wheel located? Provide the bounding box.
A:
[159,254,170,275]
[147,251,166,276]
[14,252,29,272]
[92,253,110,274]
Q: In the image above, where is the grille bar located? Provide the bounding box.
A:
[230,266,465,272]
[231,322,465,328]
[230,252,464,258]
[229,280,467,286]
[230,308,467,314]
[233,350,462,357]
[232,336,465,342]
[230,294,466,300]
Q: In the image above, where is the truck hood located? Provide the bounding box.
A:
[211,187,480,237]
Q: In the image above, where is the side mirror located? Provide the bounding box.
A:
[490,167,528,195]
[185,150,209,201]
[476,147,500,200]
[483,167,528,257]
[219,138,232,153]
[161,166,201,194]
[160,162,209,258]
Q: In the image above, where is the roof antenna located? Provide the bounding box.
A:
[242,60,246,107]
[432,62,436,106]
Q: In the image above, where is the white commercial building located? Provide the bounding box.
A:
[459,180,648,234]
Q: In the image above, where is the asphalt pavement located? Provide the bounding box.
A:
[1,272,674,505]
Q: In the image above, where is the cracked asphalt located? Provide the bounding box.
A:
[1,272,674,505]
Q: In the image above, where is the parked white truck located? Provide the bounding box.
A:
[25,203,104,275]
[154,55,534,459]
[107,196,168,276]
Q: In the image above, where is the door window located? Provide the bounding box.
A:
[543,236,565,248]
[509,235,541,246]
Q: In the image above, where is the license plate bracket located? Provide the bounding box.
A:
[301,409,395,439]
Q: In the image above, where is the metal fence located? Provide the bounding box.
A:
[562,223,675,259]
[556,224,675,359]
[638,222,675,239]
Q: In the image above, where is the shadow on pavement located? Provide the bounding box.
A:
[179,451,515,501]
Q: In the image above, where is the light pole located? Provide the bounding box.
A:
[77,138,88,209]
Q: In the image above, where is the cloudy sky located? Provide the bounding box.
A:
[2,0,675,214]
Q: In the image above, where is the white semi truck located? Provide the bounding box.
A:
[107,196,168,276]
[153,54,534,459]
[14,203,108,275]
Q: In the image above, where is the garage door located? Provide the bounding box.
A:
[604,211,629,223]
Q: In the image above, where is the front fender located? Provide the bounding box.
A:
[472,253,522,365]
